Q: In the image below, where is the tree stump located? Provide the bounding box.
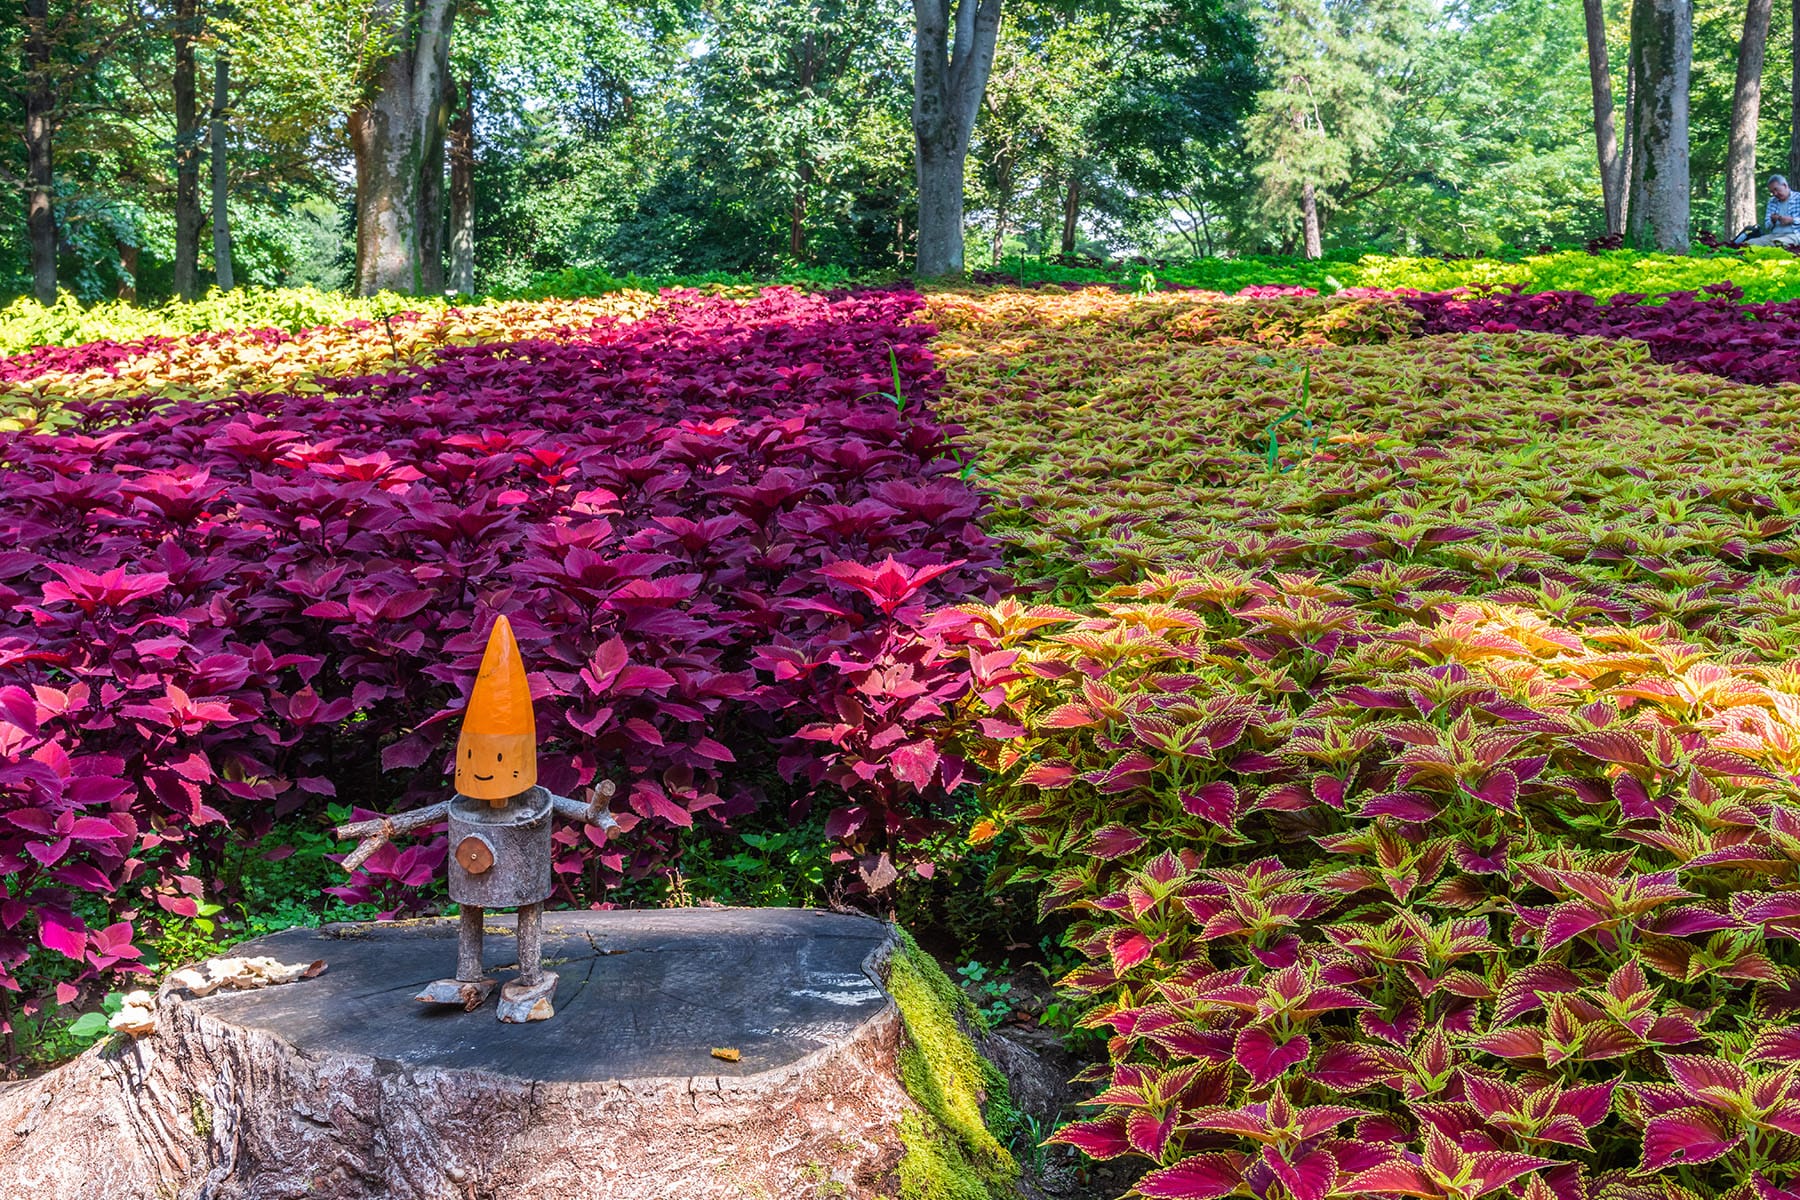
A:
[0,908,911,1200]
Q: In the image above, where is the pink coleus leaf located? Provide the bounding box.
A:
[1641,1106,1743,1171]
[1466,1149,1554,1196]
[1088,824,1147,860]
[1180,781,1239,829]
[1046,1114,1132,1160]
[1540,902,1609,950]
[1262,1145,1336,1200]
[1126,1109,1177,1161]
[1234,1025,1310,1087]
[1663,1054,1750,1102]
[1747,1025,1800,1064]
[1338,1157,1440,1197]
[37,912,86,960]
[1135,1153,1249,1200]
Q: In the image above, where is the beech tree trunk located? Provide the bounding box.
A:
[210,43,233,289]
[1582,0,1626,235]
[447,76,475,296]
[912,0,1004,278]
[1060,176,1080,255]
[23,0,56,304]
[1726,0,1773,234]
[1627,0,1691,251]
[351,0,455,295]
[1301,179,1323,259]
[172,0,203,300]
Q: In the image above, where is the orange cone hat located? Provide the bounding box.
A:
[455,615,537,803]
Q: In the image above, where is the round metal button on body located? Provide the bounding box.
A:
[456,835,496,875]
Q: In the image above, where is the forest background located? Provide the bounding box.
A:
[0,0,1782,304]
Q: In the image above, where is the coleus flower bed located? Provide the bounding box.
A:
[925,288,1800,1197]
[0,288,998,1005]
[1403,282,1800,388]
[0,294,663,431]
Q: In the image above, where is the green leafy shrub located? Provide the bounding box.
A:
[978,248,1800,304]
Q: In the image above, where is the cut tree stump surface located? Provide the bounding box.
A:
[0,908,913,1200]
[196,907,892,1080]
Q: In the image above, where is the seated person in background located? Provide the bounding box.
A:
[1741,173,1800,245]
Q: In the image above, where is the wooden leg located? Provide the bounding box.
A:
[416,905,496,1010]
[498,903,556,1023]
[457,903,485,982]
[515,902,543,985]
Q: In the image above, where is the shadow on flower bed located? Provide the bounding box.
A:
[1402,282,1800,388]
[0,288,1001,1024]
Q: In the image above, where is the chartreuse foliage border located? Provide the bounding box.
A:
[889,930,1021,1200]
[5,242,1800,355]
[974,248,1800,304]
[917,288,1800,1199]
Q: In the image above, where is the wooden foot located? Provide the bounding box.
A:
[416,977,496,1011]
[497,974,557,1023]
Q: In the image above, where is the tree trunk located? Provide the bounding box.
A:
[116,239,137,302]
[1791,0,1800,182]
[447,76,475,296]
[171,0,203,300]
[989,188,1007,266]
[210,43,233,289]
[1726,0,1773,234]
[912,0,1004,278]
[1060,176,1080,255]
[351,0,456,295]
[1301,179,1323,258]
[1622,57,1637,231]
[988,143,1013,266]
[1582,0,1625,234]
[790,163,810,260]
[23,0,57,304]
[0,911,916,1200]
[1627,0,1691,251]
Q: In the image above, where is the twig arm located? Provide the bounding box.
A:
[334,801,452,874]
[550,780,620,832]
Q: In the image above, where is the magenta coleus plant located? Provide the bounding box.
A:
[0,288,999,1009]
[1400,282,1800,388]
[940,588,1800,1199]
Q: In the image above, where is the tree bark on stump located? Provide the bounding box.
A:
[0,911,911,1200]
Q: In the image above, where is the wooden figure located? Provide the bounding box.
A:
[335,615,617,1023]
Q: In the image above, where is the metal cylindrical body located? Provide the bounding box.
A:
[446,786,553,907]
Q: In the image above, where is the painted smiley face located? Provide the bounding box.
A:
[465,746,523,784]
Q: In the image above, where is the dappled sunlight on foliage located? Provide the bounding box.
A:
[926,285,1800,1196]
[0,288,996,1018]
